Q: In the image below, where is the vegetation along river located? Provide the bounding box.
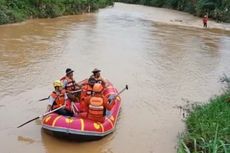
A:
[0,3,230,153]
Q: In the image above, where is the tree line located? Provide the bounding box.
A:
[116,0,230,22]
[0,0,113,25]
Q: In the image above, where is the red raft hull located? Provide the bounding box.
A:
[41,81,121,141]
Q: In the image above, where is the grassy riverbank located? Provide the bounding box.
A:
[0,0,113,25]
[116,0,230,23]
[178,77,230,153]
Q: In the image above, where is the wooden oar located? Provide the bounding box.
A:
[38,89,82,102]
[17,105,65,128]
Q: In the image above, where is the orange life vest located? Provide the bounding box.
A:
[61,76,76,92]
[79,85,93,112]
[50,90,65,109]
[88,96,105,122]
[81,84,93,97]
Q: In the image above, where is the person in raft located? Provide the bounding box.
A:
[60,68,81,102]
[80,78,96,112]
[89,68,107,87]
[46,80,73,116]
[203,15,208,28]
[86,83,115,123]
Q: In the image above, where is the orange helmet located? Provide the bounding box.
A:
[93,83,103,92]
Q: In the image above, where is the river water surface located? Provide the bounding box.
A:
[1,3,230,153]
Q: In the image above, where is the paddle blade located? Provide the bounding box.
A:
[125,85,128,90]
[39,97,49,101]
[17,116,40,128]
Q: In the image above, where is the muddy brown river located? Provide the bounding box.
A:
[0,3,230,153]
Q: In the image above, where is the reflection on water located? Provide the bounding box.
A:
[41,130,115,153]
[0,2,230,153]
[18,136,35,144]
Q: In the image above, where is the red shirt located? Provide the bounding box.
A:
[203,17,208,24]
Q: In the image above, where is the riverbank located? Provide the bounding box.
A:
[0,0,113,25]
[115,3,230,31]
[116,0,230,23]
[1,2,230,31]
[1,3,230,153]
[178,77,230,153]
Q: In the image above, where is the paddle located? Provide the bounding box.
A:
[39,97,49,101]
[71,102,80,115]
[38,89,82,102]
[17,105,65,128]
[108,85,128,103]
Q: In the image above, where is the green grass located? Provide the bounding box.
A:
[178,90,230,153]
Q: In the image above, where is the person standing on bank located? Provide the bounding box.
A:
[203,15,208,28]
[61,68,81,101]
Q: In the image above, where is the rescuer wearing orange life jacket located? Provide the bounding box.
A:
[60,68,81,102]
[79,77,96,113]
[86,83,115,122]
[89,68,107,87]
[46,80,73,116]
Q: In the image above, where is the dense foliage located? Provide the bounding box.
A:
[178,75,230,153]
[0,0,113,24]
[116,0,230,22]
[178,94,230,153]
